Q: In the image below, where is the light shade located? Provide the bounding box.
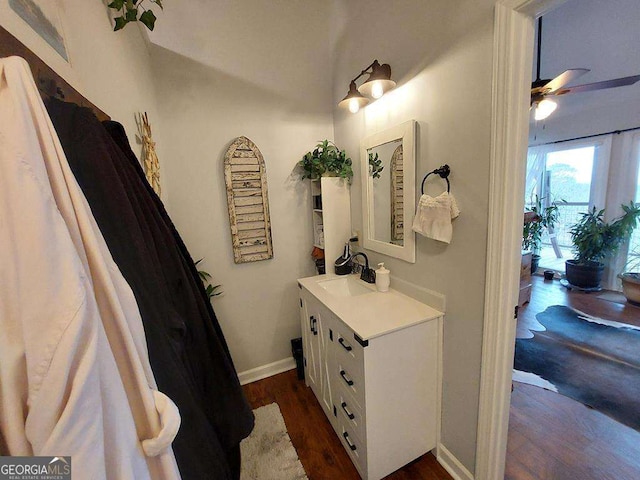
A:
[358,61,396,98]
[338,81,370,113]
[534,98,557,121]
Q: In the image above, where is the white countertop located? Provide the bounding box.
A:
[297,273,443,341]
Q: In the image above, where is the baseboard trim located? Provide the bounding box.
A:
[238,357,296,385]
[437,444,474,480]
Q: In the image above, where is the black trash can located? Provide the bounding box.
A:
[291,337,304,380]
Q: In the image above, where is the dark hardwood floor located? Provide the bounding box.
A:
[506,275,640,480]
[243,370,452,480]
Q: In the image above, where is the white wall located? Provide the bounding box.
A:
[0,0,162,163]
[146,0,336,117]
[148,1,335,374]
[332,0,496,473]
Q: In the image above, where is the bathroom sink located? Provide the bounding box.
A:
[317,276,374,297]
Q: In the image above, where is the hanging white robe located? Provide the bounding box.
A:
[0,56,181,479]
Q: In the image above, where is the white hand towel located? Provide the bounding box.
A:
[412,192,460,244]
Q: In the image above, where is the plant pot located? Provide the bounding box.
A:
[531,254,541,274]
[619,272,640,306]
[565,259,604,289]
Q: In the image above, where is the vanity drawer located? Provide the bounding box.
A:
[332,321,365,363]
[333,333,364,378]
[335,360,365,409]
[338,415,367,477]
[336,385,366,442]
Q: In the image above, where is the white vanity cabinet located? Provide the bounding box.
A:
[299,288,334,417]
[298,275,443,480]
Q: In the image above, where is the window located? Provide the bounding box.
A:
[544,146,595,249]
[526,143,600,270]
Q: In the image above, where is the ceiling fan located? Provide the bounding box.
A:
[531,17,640,121]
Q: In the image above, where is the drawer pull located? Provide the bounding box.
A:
[340,370,354,386]
[338,337,353,352]
[341,402,355,420]
[343,431,357,451]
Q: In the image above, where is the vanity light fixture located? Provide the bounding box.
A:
[338,60,396,113]
[338,81,370,113]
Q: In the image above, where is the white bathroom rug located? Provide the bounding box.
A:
[240,403,308,480]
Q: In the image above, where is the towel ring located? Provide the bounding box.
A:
[421,164,451,194]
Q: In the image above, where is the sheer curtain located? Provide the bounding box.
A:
[603,131,640,289]
[525,145,550,204]
[590,136,613,212]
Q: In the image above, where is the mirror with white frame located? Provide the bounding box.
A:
[360,120,416,263]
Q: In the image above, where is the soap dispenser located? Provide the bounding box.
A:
[334,242,352,275]
[375,262,390,292]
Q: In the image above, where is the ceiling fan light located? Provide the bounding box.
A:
[358,61,396,98]
[338,81,370,112]
[534,98,557,120]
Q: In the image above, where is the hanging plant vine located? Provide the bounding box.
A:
[108,0,163,31]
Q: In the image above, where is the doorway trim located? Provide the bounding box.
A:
[476,0,568,479]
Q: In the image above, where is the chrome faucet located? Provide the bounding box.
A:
[350,252,376,284]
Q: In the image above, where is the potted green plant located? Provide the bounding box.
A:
[567,202,640,289]
[298,140,353,181]
[619,250,640,305]
[195,259,222,299]
[522,195,561,273]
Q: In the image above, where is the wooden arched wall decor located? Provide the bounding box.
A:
[224,136,274,263]
[390,144,404,242]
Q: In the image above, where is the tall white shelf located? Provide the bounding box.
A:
[311,177,351,273]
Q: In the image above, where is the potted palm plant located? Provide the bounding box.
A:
[619,250,640,305]
[522,196,560,273]
[566,202,640,289]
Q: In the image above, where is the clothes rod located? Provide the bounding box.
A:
[532,126,640,147]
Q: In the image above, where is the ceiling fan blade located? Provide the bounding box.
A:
[541,68,590,94]
[554,74,640,96]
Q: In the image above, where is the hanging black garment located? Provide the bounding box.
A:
[102,120,244,480]
[45,98,253,480]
